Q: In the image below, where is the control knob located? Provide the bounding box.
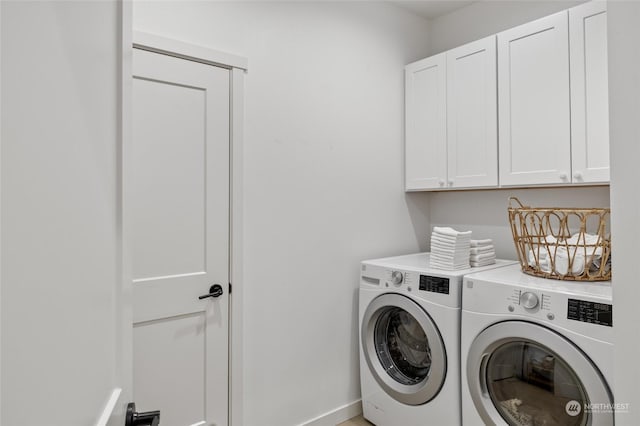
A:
[520,292,539,309]
[390,271,403,286]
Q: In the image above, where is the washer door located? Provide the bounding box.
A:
[467,321,613,426]
[361,293,446,405]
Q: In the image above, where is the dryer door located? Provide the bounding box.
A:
[361,293,446,406]
[467,321,613,426]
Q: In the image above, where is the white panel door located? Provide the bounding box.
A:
[570,1,610,183]
[498,12,571,186]
[446,35,498,189]
[132,48,230,426]
[405,54,447,190]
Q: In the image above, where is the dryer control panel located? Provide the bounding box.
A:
[567,299,613,327]
[463,275,613,343]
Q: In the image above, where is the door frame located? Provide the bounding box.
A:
[125,30,247,426]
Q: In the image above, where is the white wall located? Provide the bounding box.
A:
[425,1,610,259]
[430,187,610,260]
[133,2,431,425]
[1,1,123,425]
[608,1,640,421]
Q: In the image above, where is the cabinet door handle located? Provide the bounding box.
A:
[559,172,568,181]
[573,171,583,181]
[438,180,445,186]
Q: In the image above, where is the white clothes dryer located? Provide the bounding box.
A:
[359,253,516,426]
[461,264,614,426]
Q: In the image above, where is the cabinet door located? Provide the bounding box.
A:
[446,36,498,189]
[405,54,447,190]
[570,1,609,183]
[498,12,571,186]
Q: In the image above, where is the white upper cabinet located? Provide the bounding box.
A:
[446,36,498,189]
[405,54,447,190]
[498,11,572,186]
[405,37,497,191]
[570,1,610,183]
[404,1,610,192]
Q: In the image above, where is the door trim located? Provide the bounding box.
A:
[133,31,247,71]
[127,31,247,426]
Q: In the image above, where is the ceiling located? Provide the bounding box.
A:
[393,1,476,19]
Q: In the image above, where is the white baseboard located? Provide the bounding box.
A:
[299,400,363,426]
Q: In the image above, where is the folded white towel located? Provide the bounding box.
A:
[431,236,471,246]
[431,246,471,255]
[470,239,493,247]
[471,260,496,267]
[431,255,470,264]
[432,240,470,246]
[470,253,496,262]
[432,246,471,254]
[430,259,469,266]
[471,257,496,263]
[430,255,469,263]
[566,233,600,246]
[470,246,494,255]
[429,262,470,270]
[433,226,473,238]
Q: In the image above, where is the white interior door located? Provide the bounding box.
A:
[131,48,230,426]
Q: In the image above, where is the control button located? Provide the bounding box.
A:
[547,313,555,320]
[407,286,412,292]
[520,292,539,310]
[390,271,403,286]
[385,282,389,288]
[508,305,515,312]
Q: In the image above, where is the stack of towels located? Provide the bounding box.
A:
[429,226,472,270]
[470,239,496,267]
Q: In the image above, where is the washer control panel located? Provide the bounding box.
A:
[390,270,403,286]
[361,263,461,309]
[419,275,450,295]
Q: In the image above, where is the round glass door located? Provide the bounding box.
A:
[361,293,446,405]
[486,341,588,426]
[374,307,431,386]
[467,321,613,426]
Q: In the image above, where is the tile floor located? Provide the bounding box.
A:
[337,415,373,426]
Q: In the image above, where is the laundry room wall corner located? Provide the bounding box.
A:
[608,0,640,422]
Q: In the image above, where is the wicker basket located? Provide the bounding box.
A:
[507,197,611,281]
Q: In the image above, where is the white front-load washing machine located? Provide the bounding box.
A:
[359,253,516,426]
[461,264,614,426]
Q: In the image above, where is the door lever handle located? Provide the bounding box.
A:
[125,402,160,426]
[199,284,224,300]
